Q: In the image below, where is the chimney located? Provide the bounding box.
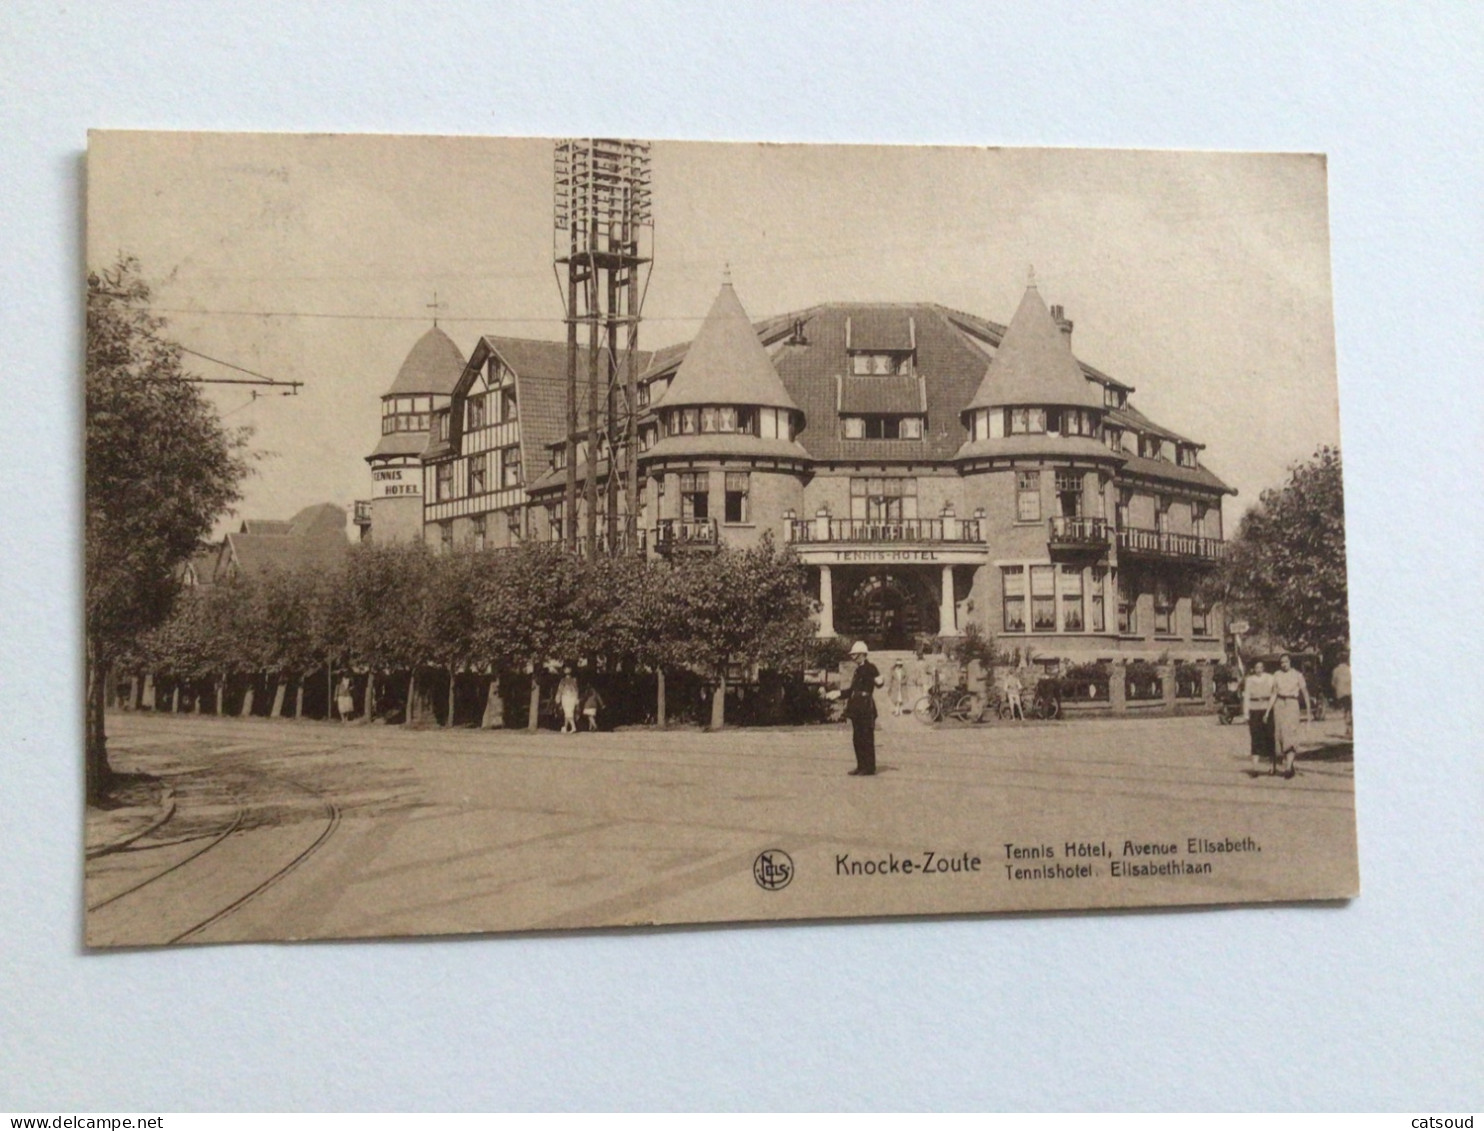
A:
[1050,303,1074,345]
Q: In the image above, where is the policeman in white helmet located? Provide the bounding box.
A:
[844,640,885,776]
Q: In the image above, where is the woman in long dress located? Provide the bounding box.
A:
[1264,653,1310,778]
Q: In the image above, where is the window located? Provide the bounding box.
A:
[1178,445,1199,469]
[1105,427,1122,452]
[843,416,865,439]
[759,407,780,439]
[1192,503,1211,540]
[1192,590,1211,637]
[1118,570,1136,634]
[547,503,564,541]
[1002,566,1026,632]
[468,453,487,495]
[1116,487,1133,529]
[1156,497,1171,535]
[1055,470,1083,518]
[499,387,518,424]
[1140,434,1163,460]
[501,446,521,488]
[433,412,449,443]
[1010,407,1047,435]
[850,352,909,375]
[552,445,567,470]
[1060,566,1084,631]
[637,382,650,408]
[466,394,487,431]
[1055,409,1097,437]
[472,513,487,551]
[677,408,698,435]
[736,407,757,435]
[724,472,749,523]
[435,462,453,502]
[1154,576,1174,634]
[700,407,719,433]
[988,409,1005,439]
[1089,567,1107,633]
[1030,566,1057,631]
[1104,386,1125,409]
[853,415,923,439]
[1016,471,1041,522]
[679,471,708,521]
[850,477,918,521]
[717,406,738,433]
[439,520,453,551]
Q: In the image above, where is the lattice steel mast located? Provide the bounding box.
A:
[553,139,653,557]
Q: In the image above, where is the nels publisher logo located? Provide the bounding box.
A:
[753,849,794,891]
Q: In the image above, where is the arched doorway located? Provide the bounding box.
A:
[837,571,937,650]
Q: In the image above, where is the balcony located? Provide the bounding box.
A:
[1048,515,1110,552]
[352,499,372,528]
[1116,526,1228,563]
[787,517,983,545]
[654,517,719,555]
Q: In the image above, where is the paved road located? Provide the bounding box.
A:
[85,710,1358,946]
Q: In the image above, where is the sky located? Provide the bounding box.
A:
[86,132,1340,533]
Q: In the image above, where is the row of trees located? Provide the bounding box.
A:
[124,538,819,734]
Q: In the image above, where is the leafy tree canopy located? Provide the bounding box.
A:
[1205,445,1350,667]
[86,257,253,659]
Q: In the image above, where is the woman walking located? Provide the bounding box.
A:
[1264,653,1311,779]
[1242,660,1276,773]
[556,667,579,734]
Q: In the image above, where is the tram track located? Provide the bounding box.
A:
[85,769,342,946]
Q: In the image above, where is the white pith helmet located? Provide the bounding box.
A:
[850,640,869,655]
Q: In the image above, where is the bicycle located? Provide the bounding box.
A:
[912,684,985,724]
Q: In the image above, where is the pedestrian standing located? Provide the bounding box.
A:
[1003,669,1025,720]
[581,685,604,732]
[557,667,579,733]
[888,659,906,716]
[1241,660,1276,772]
[1264,653,1310,779]
[844,640,884,776]
[336,675,354,723]
[1331,656,1352,738]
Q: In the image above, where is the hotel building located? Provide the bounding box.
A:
[365,277,1233,664]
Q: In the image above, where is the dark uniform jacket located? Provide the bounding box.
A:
[845,660,880,721]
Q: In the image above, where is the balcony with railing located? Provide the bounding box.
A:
[654,517,719,555]
[786,517,983,545]
[1116,526,1228,562]
[1048,515,1110,552]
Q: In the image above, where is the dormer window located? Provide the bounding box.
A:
[850,351,912,376]
[1105,427,1123,452]
[432,410,450,443]
[1177,445,1199,469]
[842,415,923,440]
[637,382,650,409]
[1140,434,1164,460]
[1104,386,1125,409]
[466,394,487,431]
[551,445,567,471]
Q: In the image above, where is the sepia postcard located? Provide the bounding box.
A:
[83,132,1356,947]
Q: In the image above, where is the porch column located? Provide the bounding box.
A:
[818,564,835,637]
[939,564,959,636]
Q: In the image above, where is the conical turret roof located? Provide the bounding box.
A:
[965,285,1102,411]
[654,282,800,413]
[385,325,466,397]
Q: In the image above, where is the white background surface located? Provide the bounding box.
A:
[2,1,1480,1112]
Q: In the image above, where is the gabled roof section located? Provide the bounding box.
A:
[965,285,1103,411]
[653,283,799,413]
[385,326,466,397]
[220,503,348,579]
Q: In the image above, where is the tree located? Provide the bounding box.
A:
[338,542,430,724]
[85,258,252,802]
[1204,446,1350,669]
[419,549,484,726]
[672,537,817,730]
[473,543,588,731]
